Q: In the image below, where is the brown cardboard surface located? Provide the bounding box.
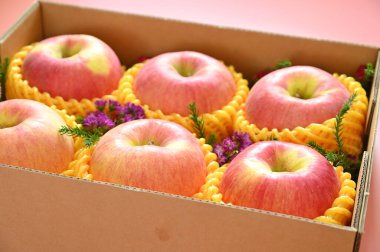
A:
[0,164,356,252]
[0,1,379,251]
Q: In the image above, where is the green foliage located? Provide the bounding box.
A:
[206,132,217,146]
[0,58,10,101]
[188,102,206,139]
[334,93,357,154]
[275,59,292,69]
[59,126,102,147]
[188,102,217,146]
[307,141,327,156]
[307,93,360,179]
[364,63,374,87]
[75,115,84,124]
[250,59,293,89]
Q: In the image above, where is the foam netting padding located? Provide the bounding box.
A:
[114,63,249,141]
[51,105,83,173]
[193,162,356,226]
[234,74,368,157]
[6,45,118,117]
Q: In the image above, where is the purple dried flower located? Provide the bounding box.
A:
[121,102,146,122]
[347,154,357,162]
[232,131,253,152]
[215,138,238,166]
[83,111,115,131]
[214,131,253,166]
[214,144,228,166]
[221,138,237,152]
[108,100,122,112]
[95,99,107,112]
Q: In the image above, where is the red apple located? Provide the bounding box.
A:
[90,119,207,196]
[220,141,340,219]
[0,99,75,173]
[22,34,122,100]
[133,51,236,116]
[245,66,350,130]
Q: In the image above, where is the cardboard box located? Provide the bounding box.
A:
[0,1,379,251]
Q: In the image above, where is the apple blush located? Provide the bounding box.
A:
[245,66,351,130]
[0,99,75,173]
[90,119,207,197]
[22,34,122,100]
[220,141,340,219]
[133,51,236,116]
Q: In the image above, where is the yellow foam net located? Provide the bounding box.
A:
[193,162,356,226]
[6,45,118,117]
[114,63,249,141]
[50,105,84,173]
[234,74,368,157]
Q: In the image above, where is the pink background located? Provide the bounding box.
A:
[0,0,379,251]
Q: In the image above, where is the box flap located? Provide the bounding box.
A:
[0,164,357,252]
[352,51,380,251]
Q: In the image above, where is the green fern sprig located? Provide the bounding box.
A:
[334,93,357,154]
[188,102,217,146]
[307,93,359,179]
[307,141,327,156]
[59,126,102,147]
[206,132,217,146]
[188,102,206,139]
[275,59,292,69]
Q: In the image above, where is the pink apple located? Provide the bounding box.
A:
[220,141,340,219]
[133,51,236,116]
[0,99,75,173]
[245,66,350,130]
[90,119,207,196]
[22,34,122,100]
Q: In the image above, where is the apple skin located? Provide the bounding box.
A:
[220,141,340,219]
[245,66,351,130]
[133,51,236,116]
[0,99,75,173]
[22,34,122,100]
[90,119,207,196]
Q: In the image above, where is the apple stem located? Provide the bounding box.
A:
[147,140,155,145]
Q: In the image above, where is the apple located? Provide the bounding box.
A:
[0,99,75,173]
[22,34,122,101]
[90,119,207,196]
[245,66,351,130]
[133,51,236,116]
[220,141,340,219]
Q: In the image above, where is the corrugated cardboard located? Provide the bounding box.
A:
[0,1,379,251]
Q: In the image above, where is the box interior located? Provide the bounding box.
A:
[0,1,379,251]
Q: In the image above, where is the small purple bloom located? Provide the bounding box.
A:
[221,138,237,153]
[83,111,115,131]
[232,131,253,152]
[214,131,253,166]
[95,99,107,112]
[121,102,146,122]
[214,144,228,166]
[108,100,122,112]
[347,154,357,162]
